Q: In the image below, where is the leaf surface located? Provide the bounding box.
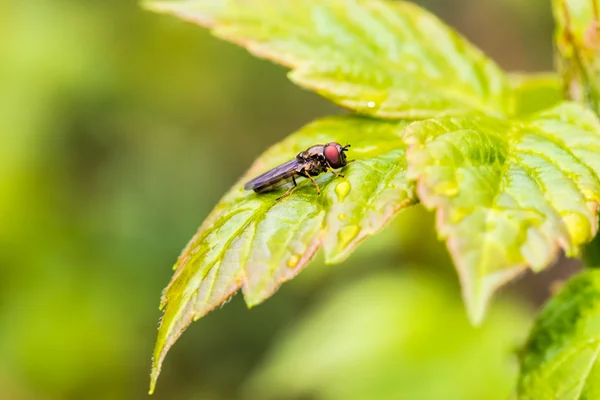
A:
[145,0,512,118]
[519,270,600,400]
[404,102,600,324]
[510,73,563,116]
[149,116,416,393]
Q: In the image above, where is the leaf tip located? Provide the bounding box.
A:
[464,294,488,327]
[460,268,527,326]
[244,295,262,310]
[243,285,282,310]
[148,355,160,395]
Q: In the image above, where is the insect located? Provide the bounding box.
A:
[244,142,351,200]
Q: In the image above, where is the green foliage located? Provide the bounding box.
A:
[14,0,600,398]
[149,116,416,393]
[247,271,532,400]
[404,102,600,323]
[145,0,511,118]
[519,270,600,399]
[553,0,600,115]
[510,73,563,116]
[144,0,600,393]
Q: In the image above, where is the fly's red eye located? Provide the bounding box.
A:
[324,144,342,168]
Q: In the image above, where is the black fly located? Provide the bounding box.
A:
[244,142,351,200]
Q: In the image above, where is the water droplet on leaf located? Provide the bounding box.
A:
[287,255,300,268]
[335,181,351,201]
[338,225,359,246]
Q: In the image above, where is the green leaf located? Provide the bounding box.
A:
[404,102,600,324]
[144,0,512,118]
[519,269,600,399]
[149,116,416,393]
[510,73,563,116]
[553,0,600,115]
[246,271,532,400]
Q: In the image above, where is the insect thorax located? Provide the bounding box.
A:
[298,144,325,160]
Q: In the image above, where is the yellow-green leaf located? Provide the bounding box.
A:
[510,72,563,116]
[149,116,416,393]
[404,102,600,324]
[553,0,600,115]
[144,0,512,118]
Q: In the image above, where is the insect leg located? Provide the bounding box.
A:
[328,168,345,178]
[304,171,321,195]
[276,176,297,201]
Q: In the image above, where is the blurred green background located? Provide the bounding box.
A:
[0,1,574,399]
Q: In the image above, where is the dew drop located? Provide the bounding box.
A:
[367,101,376,108]
[335,181,351,201]
[338,213,346,221]
[287,254,300,268]
[338,225,359,246]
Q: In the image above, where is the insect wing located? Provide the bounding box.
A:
[244,158,301,192]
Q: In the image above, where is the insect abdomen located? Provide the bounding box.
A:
[253,176,294,193]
